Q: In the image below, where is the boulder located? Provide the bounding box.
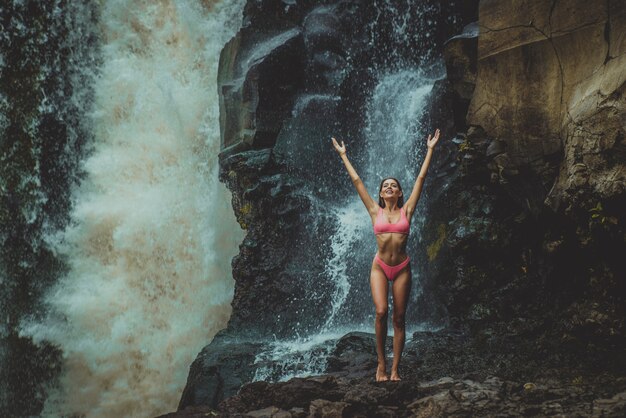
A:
[178,330,264,410]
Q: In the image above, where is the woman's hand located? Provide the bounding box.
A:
[332,137,346,155]
[426,129,441,149]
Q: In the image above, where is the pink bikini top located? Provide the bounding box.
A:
[373,206,410,235]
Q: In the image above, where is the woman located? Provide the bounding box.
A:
[331,129,441,382]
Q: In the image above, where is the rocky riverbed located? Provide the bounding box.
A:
[162,325,626,417]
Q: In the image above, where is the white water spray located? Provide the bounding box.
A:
[320,201,369,332]
[363,69,437,310]
[250,70,437,382]
[21,1,245,417]
[252,330,348,383]
[364,70,435,187]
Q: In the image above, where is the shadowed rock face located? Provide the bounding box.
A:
[216,0,376,339]
[469,0,626,204]
[422,0,626,344]
[178,330,264,410]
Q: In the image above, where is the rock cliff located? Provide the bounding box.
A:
[177,0,626,414]
[214,0,469,338]
[424,0,626,345]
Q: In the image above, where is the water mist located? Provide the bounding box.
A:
[21,1,245,417]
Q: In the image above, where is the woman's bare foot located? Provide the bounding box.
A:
[376,365,389,382]
[390,370,401,381]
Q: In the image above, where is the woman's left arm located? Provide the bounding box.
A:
[404,129,441,219]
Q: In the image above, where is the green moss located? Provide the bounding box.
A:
[427,223,447,261]
[589,201,618,225]
[239,202,252,216]
[589,202,604,220]
[458,139,473,153]
[236,203,252,230]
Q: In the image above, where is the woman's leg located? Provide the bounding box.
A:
[370,261,389,382]
[390,266,411,381]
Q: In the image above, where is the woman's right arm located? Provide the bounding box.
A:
[332,137,378,217]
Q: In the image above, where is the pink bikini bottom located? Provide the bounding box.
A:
[374,254,410,281]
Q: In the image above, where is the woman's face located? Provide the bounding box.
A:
[380,179,402,199]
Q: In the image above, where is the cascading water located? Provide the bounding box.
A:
[250,70,438,383]
[249,0,446,382]
[364,70,436,187]
[1,2,100,415]
[18,1,245,417]
[320,201,370,333]
[3,0,463,412]
[362,69,438,303]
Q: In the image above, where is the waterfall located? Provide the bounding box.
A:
[322,69,437,332]
[247,0,445,383]
[319,201,369,332]
[362,69,437,310]
[364,70,435,186]
[20,1,245,417]
[249,69,438,383]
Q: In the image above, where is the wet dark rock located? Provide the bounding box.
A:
[245,405,292,417]
[178,331,264,410]
[325,332,377,377]
[443,21,478,130]
[208,324,626,417]
[308,399,349,417]
[342,383,388,406]
[219,27,306,153]
[215,0,380,342]
[212,0,474,342]
[425,0,626,350]
[157,405,222,418]
[593,391,626,417]
[485,139,506,158]
[220,375,345,414]
[166,328,626,417]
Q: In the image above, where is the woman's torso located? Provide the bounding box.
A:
[372,206,410,265]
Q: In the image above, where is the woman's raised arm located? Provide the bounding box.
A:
[332,137,378,217]
[404,129,441,220]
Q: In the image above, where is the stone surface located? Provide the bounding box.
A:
[219,27,305,152]
[163,328,626,417]
[443,21,478,130]
[216,0,381,342]
[325,332,377,378]
[178,330,264,410]
[426,0,626,345]
[467,0,626,200]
